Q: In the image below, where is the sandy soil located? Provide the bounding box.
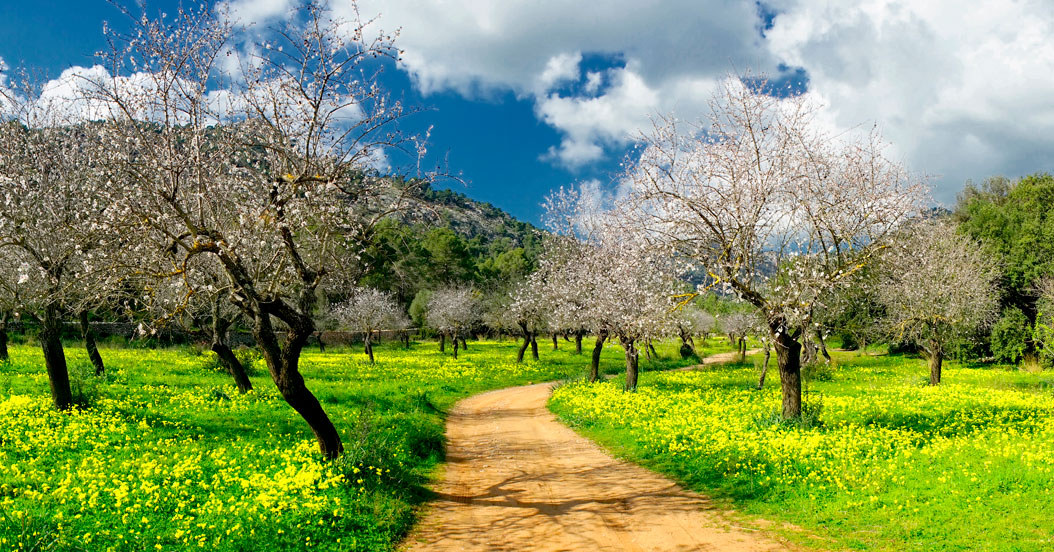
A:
[401,351,794,551]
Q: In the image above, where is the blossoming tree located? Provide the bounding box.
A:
[617,78,926,416]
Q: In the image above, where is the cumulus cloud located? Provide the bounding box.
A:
[223,0,1054,191]
[765,0,1054,203]
[336,0,777,167]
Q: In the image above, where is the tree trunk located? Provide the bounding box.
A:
[460,336,468,350]
[589,331,607,382]
[622,337,639,391]
[575,331,583,354]
[802,336,817,365]
[211,301,253,394]
[531,334,539,360]
[771,320,802,418]
[365,334,375,364]
[78,310,105,377]
[439,333,446,352]
[212,341,253,394]
[252,311,342,459]
[452,335,459,360]
[0,312,9,362]
[816,329,831,364]
[757,342,771,390]
[648,340,658,360]
[316,331,326,353]
[552,333,558,351]
[517,322,530,363]
[40,305,73,410]
[739,337,747,361]
[929,346,942,386]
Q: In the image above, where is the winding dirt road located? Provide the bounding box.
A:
[402,351,794,551]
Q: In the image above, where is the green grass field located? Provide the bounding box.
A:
[0,336,725,552]
[549,350,1054,551]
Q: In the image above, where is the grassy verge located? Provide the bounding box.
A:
[549,350,1054,551]
[0,336,722,551]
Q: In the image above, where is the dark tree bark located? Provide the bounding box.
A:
[648,340,658,360]
[40,305,72,410]
[439,333,446,352]
[251,309,343,459]
[516,322,531,363]
[589,330,607,382]
[773,327,803,418]
[452,335,459,359]
[928,342,943,385]
[0,311,9,362]
[78,310,105,377]
[316,331,326,353]
[364,333,375,363]
[531,334,539,360]
[757,342,771,390]
[212,341,253,394]
[210,307,253,394]
[622,337,639,391]
[574,331,583,354]
[739,337,747,361]
[552,333,558,351]
[460,336,468,350]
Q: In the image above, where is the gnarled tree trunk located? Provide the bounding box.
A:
[516,322,531,363]
[452,334,459,359]
[552,333,558,351]
[531,334,539,360]
[928,341,943,385]
[40,305,72,410]
[622,337,639,391]
[439,333,446,352]
[575,331,583,354]
[772,325,803,418]
[589,330,607,382]
[757,341,771,390]
[211,310,253,394]
[364,333,375,363]
[252,310,342,459]
[78,310,105,377]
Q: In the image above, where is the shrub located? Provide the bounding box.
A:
[990,306,1030,364]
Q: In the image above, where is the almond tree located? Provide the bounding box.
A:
[617,77,926,417]
[877,221,999,385]
[96,2,425,457]
[0,97,117,408]
[145,255,255,393]
[426,285,479,360]
[333,287,405,363]
[507,279,547,363]
[587,234,676,391]
[674,305,714,358]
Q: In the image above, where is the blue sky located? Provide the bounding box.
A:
[3,1,1054,224]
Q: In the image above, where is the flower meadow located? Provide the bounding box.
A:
[549,351,1054,551]
[0,337,716,551]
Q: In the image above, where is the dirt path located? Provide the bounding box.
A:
[402,351,792,551]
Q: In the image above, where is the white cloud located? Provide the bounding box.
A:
[535,52,582,95]
[219,0,296,25]
[766,0,1054,203]
[336,0,776,167]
